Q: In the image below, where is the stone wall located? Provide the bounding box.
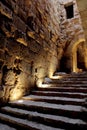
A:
[76,0,87,69]
[76,0,87,40]
[0,0,60,102]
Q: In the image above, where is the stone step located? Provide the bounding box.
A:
[44,77,87,85]
[42,83,87,87]
[54,72,87,77]
[60,77,87,81]
[0,106,87,130]
[31,91,87,99]
[37,87,87,93]
[59,75,87,78]
[40,81,87,87]
[43,77,87,85]
[69,73,87,76]
[40,83,87,88]
[22,95,85,106]
[48,80,87,84]
[8,100,87,121]
[0,112,61,130]
[0,123,17,130]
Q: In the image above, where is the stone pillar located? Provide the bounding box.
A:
[72,48,77,72]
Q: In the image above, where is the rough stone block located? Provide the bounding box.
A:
[5,0,18,14]
[0,2,13,19]
[18,7,27,22]
[0,50,5,60]
[28,41,41,53]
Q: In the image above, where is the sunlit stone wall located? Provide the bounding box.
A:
[0,0,60,101]
[76,0,87,69]
[76,0,87,41]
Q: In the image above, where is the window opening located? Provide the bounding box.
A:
[65,4,74,19]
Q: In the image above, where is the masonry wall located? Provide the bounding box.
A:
[76,0,87,69]
[0,0,60,102]
[76,0,87,41]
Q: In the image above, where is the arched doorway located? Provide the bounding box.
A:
[72,39,86,72]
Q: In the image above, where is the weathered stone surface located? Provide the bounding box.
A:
[0,0,60,102]
[0,2,13,19]
[13,14,26,33]
[76,0,87,69]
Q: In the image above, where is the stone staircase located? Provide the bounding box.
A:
[0,72,87,130]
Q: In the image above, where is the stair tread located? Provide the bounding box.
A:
[32,91,87,96]
[0,113,62,130]
[9,100,87,112]
[42,82,87,87]
[0,123,17,130]
[54,74,87,77]
[1,106,87,125]
[47,81,87,83]
[61,78,87,80]
[22,95,85,102]
[39,86,87,89]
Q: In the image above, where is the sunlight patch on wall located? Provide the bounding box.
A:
[50,75,63,79]
[10,89,23,101]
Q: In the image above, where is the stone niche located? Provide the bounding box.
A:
[0,0,60,103]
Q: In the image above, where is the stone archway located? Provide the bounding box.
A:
[72,38,86,72]
[61,38,86,73]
